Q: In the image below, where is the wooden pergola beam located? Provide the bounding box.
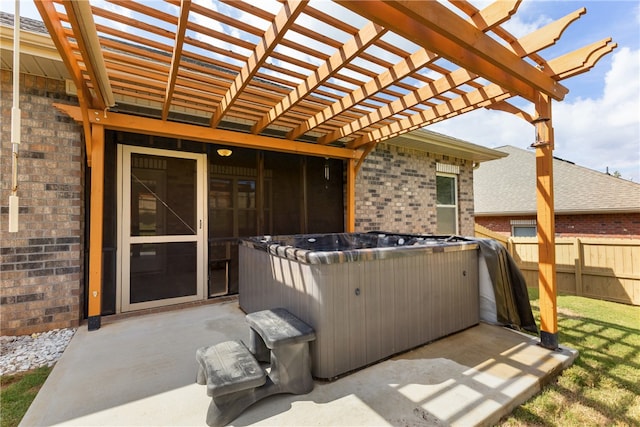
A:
[162,0,191,121]
[251,20,387,135]
[108,0,178,24]
[486,100,534,123]
[324,67,477,146]
[546,38,617,80]
[210,0,307,127]
[35,1,98,164]
[512,8,586,57]
[287,48,438,141]
[460,0,521,30]
[63,1,114,109]
[317,0,554,146]
[350,83,512,149]
[337,0,568,102]
[54,104,361,161]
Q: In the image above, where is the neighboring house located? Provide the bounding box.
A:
[0,14,505,335]
[474,145,640,238]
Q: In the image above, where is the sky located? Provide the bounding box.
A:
[428,1,640,183]
[7,0,640,182]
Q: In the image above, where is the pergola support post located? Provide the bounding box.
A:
[533,93,558,350]
[87,124,105,331]
[346,158,356,232]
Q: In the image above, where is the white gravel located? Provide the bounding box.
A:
[0,328,76,376]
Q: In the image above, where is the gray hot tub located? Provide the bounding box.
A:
[239,232,479,379]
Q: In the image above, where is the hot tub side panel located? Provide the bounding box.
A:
[239,244,479,379]
[239,244,329,373]
[239,245,317,317]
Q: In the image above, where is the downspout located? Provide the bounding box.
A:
[8,0,20,233]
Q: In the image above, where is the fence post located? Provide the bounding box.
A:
[574,238,583,297]
[507,237,515,259]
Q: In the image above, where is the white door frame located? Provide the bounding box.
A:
[117,145,207,313]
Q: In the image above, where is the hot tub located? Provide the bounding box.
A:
[239,232,480,379]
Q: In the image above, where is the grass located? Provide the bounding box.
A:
[500,289,640,426]
[0,366,52,427]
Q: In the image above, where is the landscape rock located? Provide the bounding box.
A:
[0,328,76,375]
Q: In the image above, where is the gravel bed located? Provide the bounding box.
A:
[0,328,76,376]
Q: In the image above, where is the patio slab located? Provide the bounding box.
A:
[20,299,576,426]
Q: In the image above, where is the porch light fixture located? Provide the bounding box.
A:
[217,148,232,157]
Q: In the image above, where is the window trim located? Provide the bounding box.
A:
[510,219,537,237]
[436,172,459,234]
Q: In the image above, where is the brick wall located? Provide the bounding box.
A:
[476,213,640,238]
[555,213,640,237]
[355,143,475,236]
[0,70,84,335]
[475,216,519,236]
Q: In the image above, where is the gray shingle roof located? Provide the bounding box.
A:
[0,12,47,33]
[474,145,640,215]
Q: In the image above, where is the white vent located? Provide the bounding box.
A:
[510,219,536,225]
[436,163,460,174]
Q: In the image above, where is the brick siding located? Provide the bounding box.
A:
[0,70,84,335]
[476,213,640,238]
[355,143,475,236]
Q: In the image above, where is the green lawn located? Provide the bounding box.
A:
[500,289,640,426]
[0,366,52,427]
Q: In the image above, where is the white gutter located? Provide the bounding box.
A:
[9,0,20,233]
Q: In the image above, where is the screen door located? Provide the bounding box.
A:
[120,146,206,312]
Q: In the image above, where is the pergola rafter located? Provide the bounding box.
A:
[351,82,513,150]
[62,1,114,110]
[286,47,439,141]
[162,0,190,120]
[210,0,307,127]
[338,1,569,102]
[35,0,614,150]
[35,0,616,344]
[250,21,387,134]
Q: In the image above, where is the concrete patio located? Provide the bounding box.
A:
[20,299,576,427]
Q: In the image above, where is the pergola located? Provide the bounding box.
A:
[34,0,615,345]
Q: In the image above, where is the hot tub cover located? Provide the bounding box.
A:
[473,238,538,334]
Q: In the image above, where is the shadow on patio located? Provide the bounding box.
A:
[20,299,576,427]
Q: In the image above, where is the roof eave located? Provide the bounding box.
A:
[386,129,508,162]
[0,24,63,62]
[475,208,640,216]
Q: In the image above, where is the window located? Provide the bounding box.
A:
[436,173,458,234]
[511,219,537,237]
[512,226,537,237]
[207,149,344,294]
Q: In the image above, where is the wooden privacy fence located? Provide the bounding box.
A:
[475,224,640,306]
